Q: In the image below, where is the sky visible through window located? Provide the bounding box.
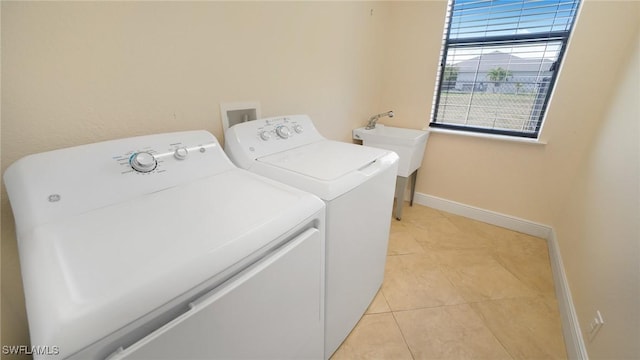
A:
[450,0,577,38]
[447,0,578,62]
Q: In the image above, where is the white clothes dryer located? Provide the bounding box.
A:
[224,114,399,358]
[4,130,325,360]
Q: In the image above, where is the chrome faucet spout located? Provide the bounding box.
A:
[365,111,394,130]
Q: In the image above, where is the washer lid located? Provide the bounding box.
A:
[20,169,323,359]
[257,141,389,181]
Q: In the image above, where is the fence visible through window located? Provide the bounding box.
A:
[437,78,551,133]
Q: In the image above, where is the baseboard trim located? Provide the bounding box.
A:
[412,192,552,238]
[548,229,589,360]
[412,192,587,359]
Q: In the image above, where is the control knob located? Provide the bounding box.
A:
[130,152,157,173]
[174,147,188,160]
[293,124,304,134]
[259,131,271,141]
[276,125,291,139]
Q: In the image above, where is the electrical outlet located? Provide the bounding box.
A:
[587,310,604,342]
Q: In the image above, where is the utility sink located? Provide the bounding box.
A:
[353,125,429,177]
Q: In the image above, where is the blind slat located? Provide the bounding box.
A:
[449,0,580,39]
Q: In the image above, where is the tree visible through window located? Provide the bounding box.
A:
[430,0,581,138]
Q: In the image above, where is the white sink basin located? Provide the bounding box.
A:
[353,125,429,177]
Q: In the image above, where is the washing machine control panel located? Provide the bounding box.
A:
[255,117,305,142]
[224,114,326,166]
[4,130,235,231]
[113,140,219,176]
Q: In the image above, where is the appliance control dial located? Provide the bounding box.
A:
[293,124,304,134]
[130,152,157,172]
[259,130,271,141]
[174,147,188,160]
[276,125,291,139]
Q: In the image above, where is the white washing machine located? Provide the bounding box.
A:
[224,114,399,358]
[4,130,326,360]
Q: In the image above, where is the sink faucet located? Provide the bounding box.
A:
[366,111,394,129]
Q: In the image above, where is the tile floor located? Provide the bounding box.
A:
[331,203,567,360]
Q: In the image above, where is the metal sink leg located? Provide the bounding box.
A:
[394,169,418,220]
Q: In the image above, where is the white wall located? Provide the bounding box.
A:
[553,32,640,358]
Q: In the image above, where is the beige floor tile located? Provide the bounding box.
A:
[366,289,391,314]
[491,233,556,294]
[441,260,536,303]
[397,201,445,223]
[394,304,512,359]
[470,296,567,359]
[338,204,566,359]
[382,254,466,311]
[390,218,409,233]
[388,229,425,255]
[407,215,461,235]
[492,233,550,260]
[443,212,520,243]
[494,252,556,295]
[408,217,494,251]
[330,313,413,360]
[430,248,497,268]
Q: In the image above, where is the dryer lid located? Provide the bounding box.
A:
[257,141,389,181]
[19,169,323,359]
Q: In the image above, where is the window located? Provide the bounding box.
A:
[430,0,581,138]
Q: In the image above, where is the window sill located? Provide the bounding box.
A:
[425,127,547,145]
